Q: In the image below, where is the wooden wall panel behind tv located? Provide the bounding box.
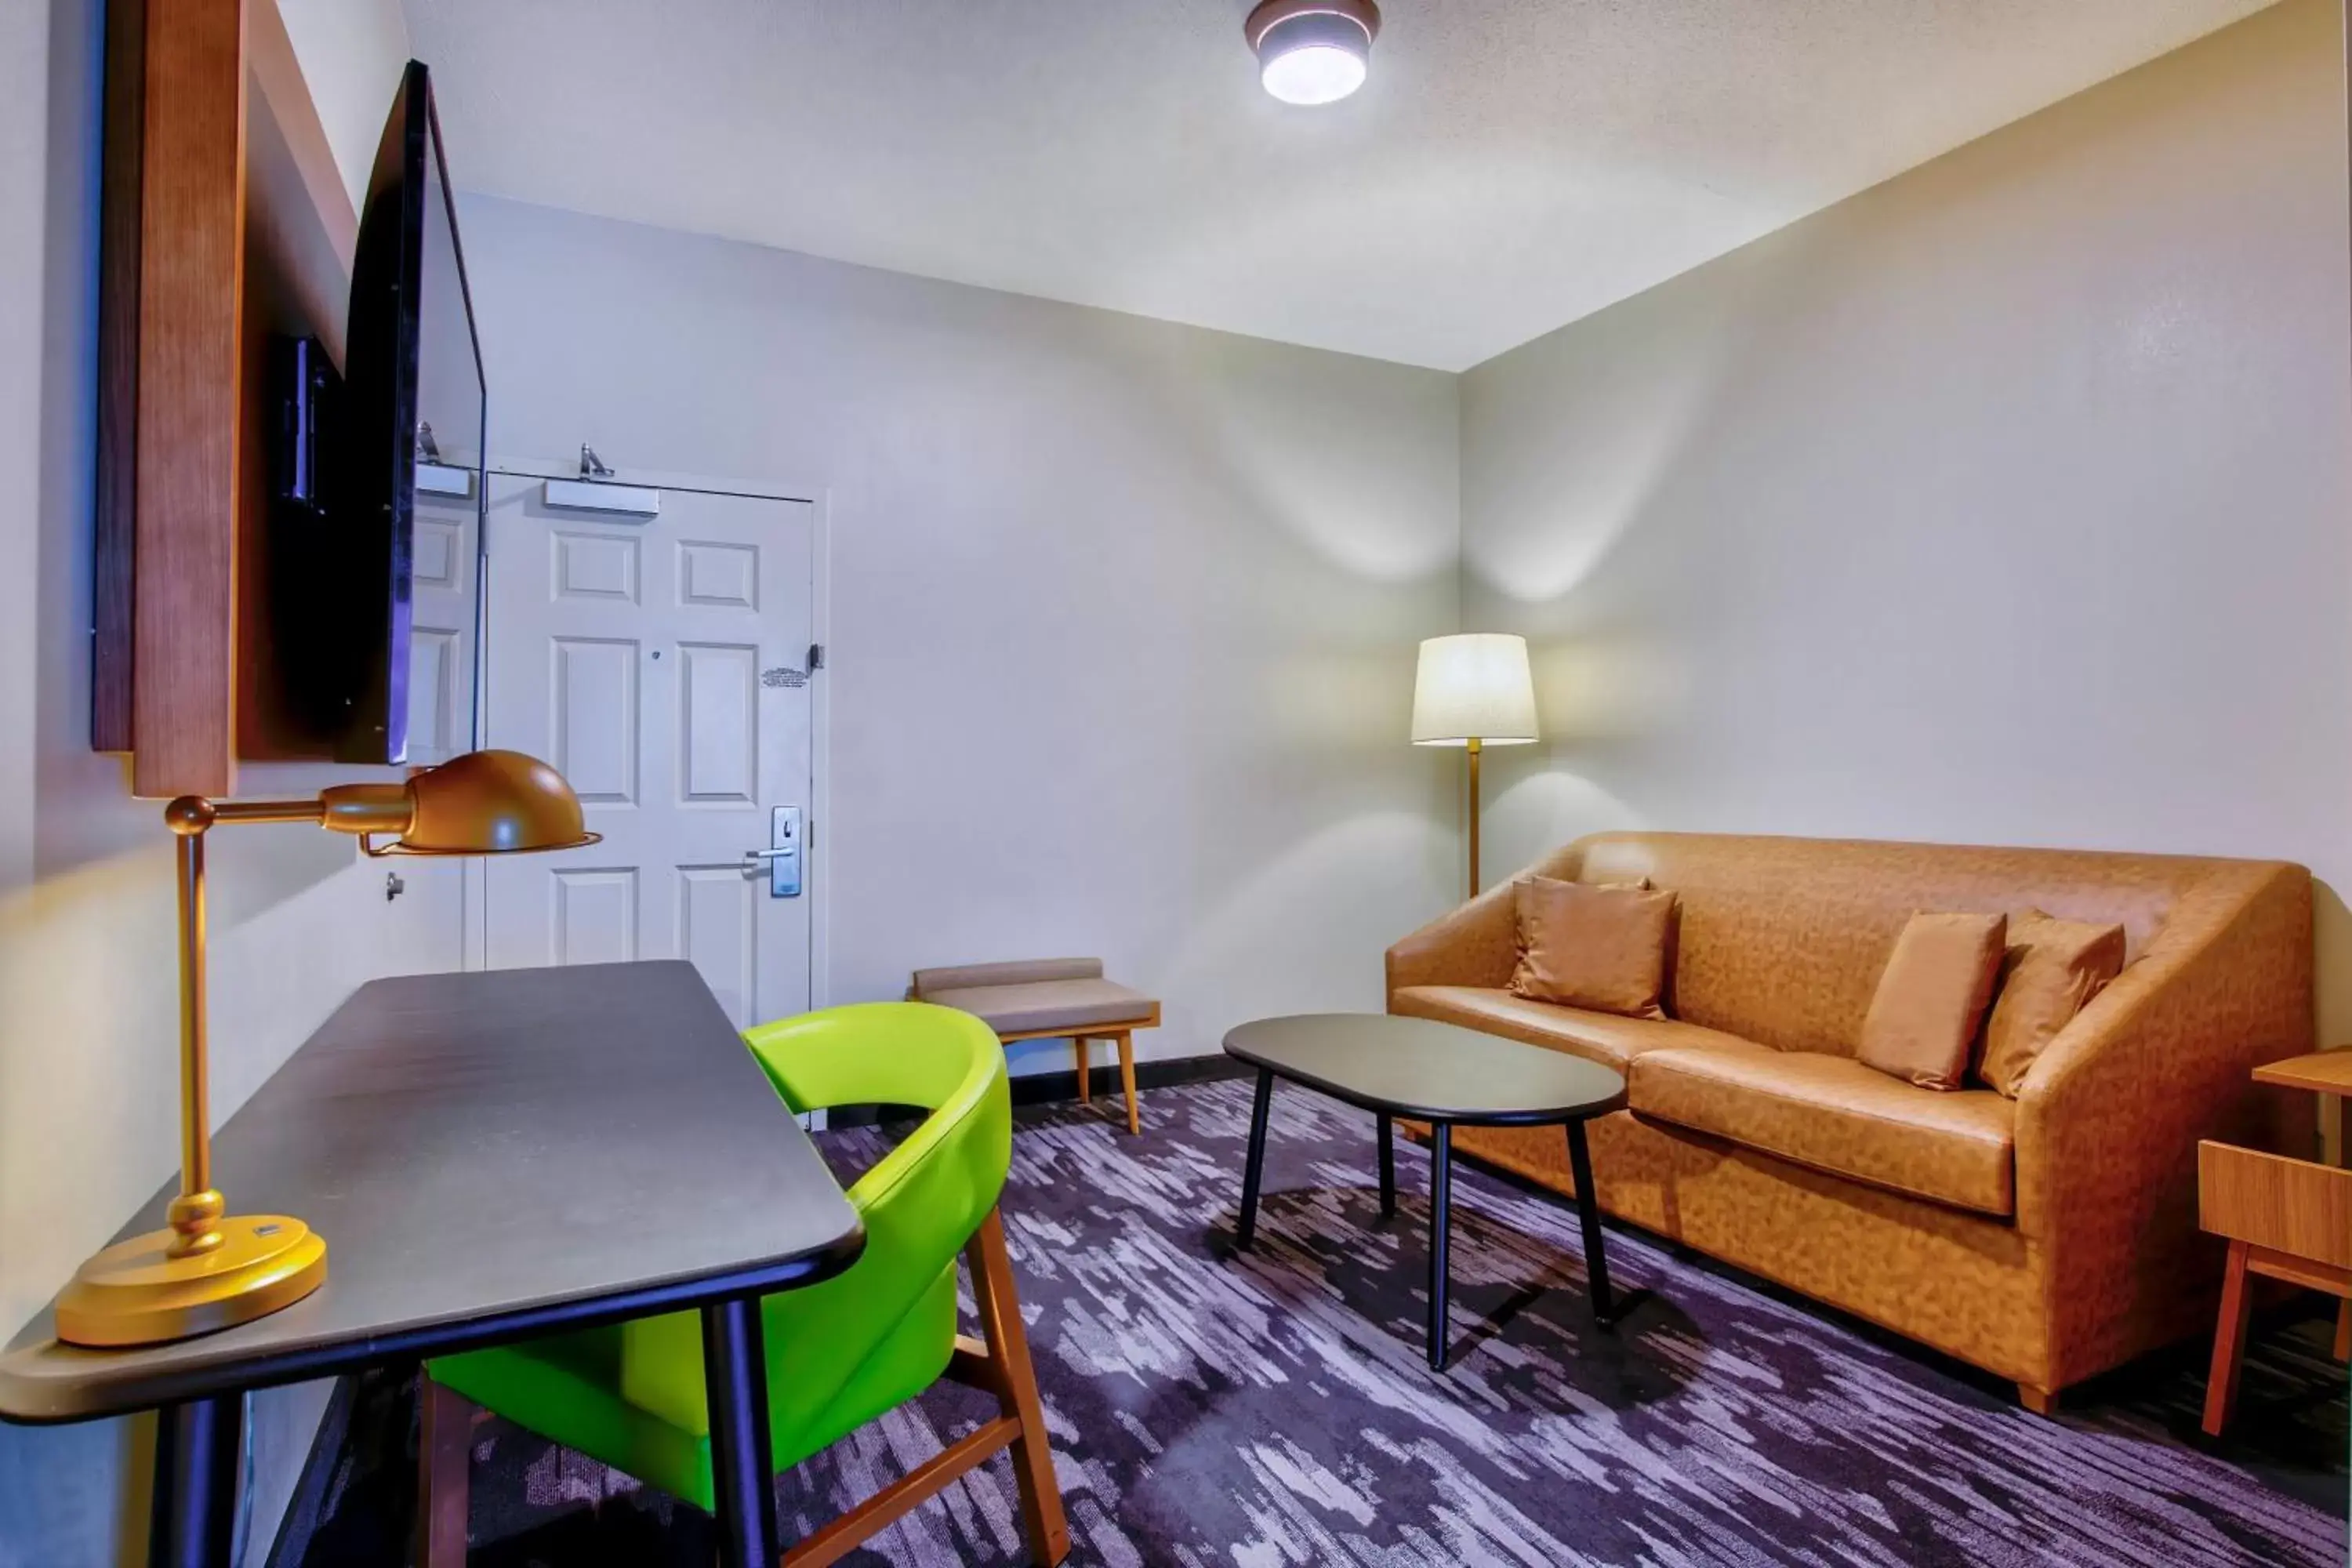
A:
[93,0,358,795]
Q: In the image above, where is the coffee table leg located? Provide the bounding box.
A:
[1428,1122,1454,1370]
[1236,1067,1275,1250]
[151,1392,243,1568]
[1377,1112,1396,1218]
[1565,1119,1618,1325]
[702,1294,778,1568]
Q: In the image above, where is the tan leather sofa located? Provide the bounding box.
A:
[1385,832,2312,1409]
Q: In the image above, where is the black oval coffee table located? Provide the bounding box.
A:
[1223,1012,1635,1370]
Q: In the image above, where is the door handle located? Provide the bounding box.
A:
[746,807,802,897]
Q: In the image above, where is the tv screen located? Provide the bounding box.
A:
[325,60,485,764]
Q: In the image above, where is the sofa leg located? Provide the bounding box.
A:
[2016,1383,2058,1417]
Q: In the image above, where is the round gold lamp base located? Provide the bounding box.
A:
[54,1217,327,1348]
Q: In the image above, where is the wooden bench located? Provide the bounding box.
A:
[911,960,1161,1135]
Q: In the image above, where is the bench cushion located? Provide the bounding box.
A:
[922,978,1155,1036]
[1630,1044,2016,1216]
[912,957,1102,994]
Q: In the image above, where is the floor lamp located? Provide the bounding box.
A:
[1412,633,1539,902]
[54,750,601,1348]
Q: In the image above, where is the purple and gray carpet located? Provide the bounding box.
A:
[285,1076,2347,1566]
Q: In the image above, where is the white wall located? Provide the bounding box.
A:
[274,0,410,216]
[457,197,1465,1072]
[1460,0,2352,1032]
[0,3,457,1563]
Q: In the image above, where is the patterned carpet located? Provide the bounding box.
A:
[284,1077,2347,1567]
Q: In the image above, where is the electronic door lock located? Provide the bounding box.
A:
[743,807,802,897]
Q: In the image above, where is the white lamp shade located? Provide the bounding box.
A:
[1411,633,1539,746]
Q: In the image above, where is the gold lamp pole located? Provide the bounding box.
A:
[55,750,600,1348]
[1410,634,1540,902]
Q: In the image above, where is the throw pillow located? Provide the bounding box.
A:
[1508,876,1675,1018]
[1859,912,2007,1091]
[1977,909,2127,1098]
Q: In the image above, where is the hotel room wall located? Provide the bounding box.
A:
[1460,0,2352,1057]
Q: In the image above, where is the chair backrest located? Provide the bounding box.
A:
[748,1000,1011,1234]
[619,1003,1011,1461]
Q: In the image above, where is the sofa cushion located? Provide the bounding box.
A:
[921,978,1154,1036]
[1978,911,2126,1098]
[1508,876,1676,1018]
[1630,1044,2016,1215]
[1391,985,1754,1073]
[1857,912,2006,1091]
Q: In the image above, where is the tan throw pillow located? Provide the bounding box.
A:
[1977,909,2126,1098]
[1508,876,1675,1018]
[1859,912,2007,1091]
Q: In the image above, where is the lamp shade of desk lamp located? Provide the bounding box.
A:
[53,750,600,1348]
[1411,633,1538,901]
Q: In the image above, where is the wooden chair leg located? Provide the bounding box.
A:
[1071,1036,1091,1105]
[1116,1033,1139,1135]
[967,1209,1071,1566]
[2334,1297,2350,1363]
[417,1375,474,1568]
[2202,1238,2255,1438]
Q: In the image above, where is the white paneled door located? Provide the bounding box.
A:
[481,471,816,1028]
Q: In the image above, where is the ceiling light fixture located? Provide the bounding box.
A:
[1247,0,1381,107]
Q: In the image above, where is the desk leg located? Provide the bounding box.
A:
[1376,1112,1396,1219]
[1428,1123,1454,1371]
[702,1296,778,1568]
[1236,1069,1275,1250]
[150,1394,242,1568]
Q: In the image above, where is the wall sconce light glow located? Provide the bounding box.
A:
[1247,0,1381,107]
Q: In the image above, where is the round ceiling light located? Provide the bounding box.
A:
[1247,0,1381,107]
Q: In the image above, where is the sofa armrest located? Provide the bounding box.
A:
[2015,860,2312,1385]
[1386,881,1522,999]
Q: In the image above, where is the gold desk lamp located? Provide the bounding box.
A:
[54,750,601,1348]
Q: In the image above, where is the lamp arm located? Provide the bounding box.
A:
[155,786,408,1258]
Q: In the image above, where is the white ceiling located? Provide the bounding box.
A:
[403,0,2279,372]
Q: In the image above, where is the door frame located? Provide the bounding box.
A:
[469,456,837,1018]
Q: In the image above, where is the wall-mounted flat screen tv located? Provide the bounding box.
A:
[288,59,484,763]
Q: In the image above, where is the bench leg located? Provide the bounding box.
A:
[2201,1238,2254,1437]
[1116,1032,1139,1134]
[1072,1036,1091,1105]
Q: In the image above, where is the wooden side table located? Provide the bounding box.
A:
[2198,1048,2352,1437]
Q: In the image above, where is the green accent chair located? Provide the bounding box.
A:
[418,1001,1070,1566]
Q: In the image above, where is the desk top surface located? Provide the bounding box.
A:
[1223,1012,1628,1125]
[0,961,863,1424]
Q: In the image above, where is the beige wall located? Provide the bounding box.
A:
[456,195,1467,1073]
[1461,0,2352,1047]
[0,3,455,1561]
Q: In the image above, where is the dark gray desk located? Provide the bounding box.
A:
[0,960,863,1568]
[1223,1013,1633,1370]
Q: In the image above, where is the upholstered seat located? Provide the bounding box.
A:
[1629,1044,2017,1215]
[911,957,1160,1134]
[920,976,1156,1036]
[1389,984,1755,1072]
